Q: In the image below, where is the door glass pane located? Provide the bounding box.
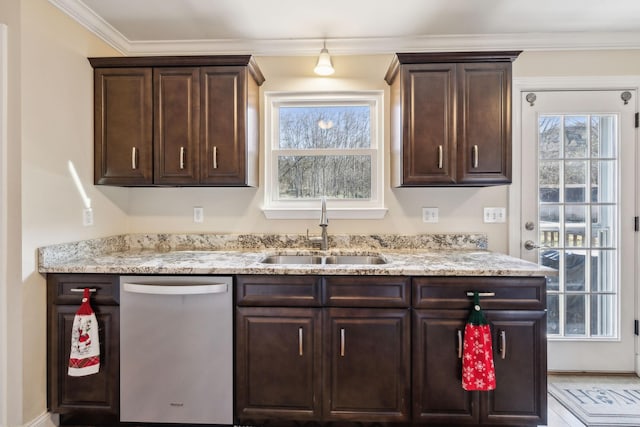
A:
[547,294,560,335]
[564,116,588,158]
[565,251,586,291]
[539,161,560,202]
[565,161,587,202]
[565,294,586,336]
[539,115,561,159]
[564,205,586,247]
[591,161,616,203]
[591,294,615,337]
[538,113,618,339]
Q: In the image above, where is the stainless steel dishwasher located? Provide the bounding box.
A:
[119,276,233,425]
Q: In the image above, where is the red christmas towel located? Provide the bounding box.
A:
[462,292,496,391]
[68,288,100,376]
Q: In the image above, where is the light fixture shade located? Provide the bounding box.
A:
[314,47,334,76]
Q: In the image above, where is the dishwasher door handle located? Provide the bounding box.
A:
[123,282,228,295]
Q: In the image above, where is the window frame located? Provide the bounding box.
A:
[262,91,386,219]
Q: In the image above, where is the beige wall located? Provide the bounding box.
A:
[1,1,23,425]
[8,0,640,423]
[20,0,124,422]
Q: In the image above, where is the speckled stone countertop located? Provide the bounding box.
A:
[38,233,555,277]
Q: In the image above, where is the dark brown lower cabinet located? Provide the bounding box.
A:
[235,275,411,425]
[484,310,547,426]
[413,309,477,424]
[47,274,120,426]
[235,307,322,422]
[324,308,410,422]
[413,277,547,426]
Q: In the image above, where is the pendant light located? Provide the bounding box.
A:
[314,41,334,76]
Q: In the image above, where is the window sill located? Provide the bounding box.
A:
[262,207,388,220]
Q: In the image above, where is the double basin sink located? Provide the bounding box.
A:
[261,254,386,265]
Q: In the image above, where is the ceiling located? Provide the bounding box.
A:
[50,0,640,55]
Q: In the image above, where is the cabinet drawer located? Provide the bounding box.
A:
[413,276,545,310]
[236,275,322,306]
[324,276,410,308]
[47,274,119,305]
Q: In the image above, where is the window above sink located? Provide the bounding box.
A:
[262,91,387,220]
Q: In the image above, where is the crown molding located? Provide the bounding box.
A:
[50,0,640,56]
[48,0,130,54]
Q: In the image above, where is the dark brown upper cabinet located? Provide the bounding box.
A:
[385,51,521,187]
[90,56,265,187]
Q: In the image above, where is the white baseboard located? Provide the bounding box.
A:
[24,412,57,427]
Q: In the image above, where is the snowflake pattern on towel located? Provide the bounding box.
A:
[462,323,496,391]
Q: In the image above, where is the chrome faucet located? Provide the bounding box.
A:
[308,197,329,250]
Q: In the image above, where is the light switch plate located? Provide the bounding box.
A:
[193,207,204,223]
[484,207,506,223]
[422,207,439,223]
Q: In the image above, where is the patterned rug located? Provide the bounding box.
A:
[549,379,640,426]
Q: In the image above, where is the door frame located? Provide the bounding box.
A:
[509,76,640,374]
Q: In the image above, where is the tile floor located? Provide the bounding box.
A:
[544,393,586,427]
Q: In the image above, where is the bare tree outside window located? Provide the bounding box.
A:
[277,105,372,200]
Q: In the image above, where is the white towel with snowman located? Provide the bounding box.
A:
[68,288,100,376]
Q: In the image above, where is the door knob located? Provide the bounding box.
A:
[524,240,541,251]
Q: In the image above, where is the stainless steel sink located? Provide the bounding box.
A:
[260,255,324,264]
[323,255,386,265]
[260,254,386,265]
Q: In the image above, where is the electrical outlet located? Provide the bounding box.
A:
[82,208,94,226]
[422,207,439,223]
[193,207,204,223]
[483,207,506,223]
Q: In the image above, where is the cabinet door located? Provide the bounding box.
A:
[457,62,512,184]
[48,304,119,424]
[236,307,322,422]
[324,308,410,422]
[154,67,200,184]
[413,309,478,424]
[94,68,152,185]
[200,66,249,185]
[401,63,457,185]
[482,310,547,426]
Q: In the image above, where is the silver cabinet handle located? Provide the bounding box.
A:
[70,288,97,293]
[340,328,345,357]
[438,145,443,169]
[472,145,479,168]
[499,330,507,359]
[179,146,185,170]
[457,329,463,359]
[131,147,138,170]
[213,146,218,169]
[298,327,303,356]
[466,291,496,297]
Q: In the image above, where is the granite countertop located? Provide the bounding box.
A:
[38,233,556,277]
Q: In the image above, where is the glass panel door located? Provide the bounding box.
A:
[520,90,636,372]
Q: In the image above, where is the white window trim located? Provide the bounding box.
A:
[262,91,387,220]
